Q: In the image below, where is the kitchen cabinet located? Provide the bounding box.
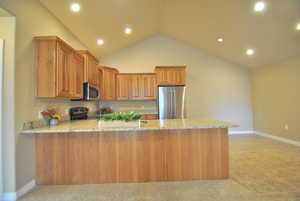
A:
[155,66,186,86]
[71,52,85,98]
[116,73,157,100]
[100,66,118,100]
[141,74,157,100]
[141,114,159,120]
[116,74,132,100]
[77,50,99,87]
[35,36,84,99]
[130,74,145,100]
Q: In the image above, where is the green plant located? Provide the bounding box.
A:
[100,113,142,122]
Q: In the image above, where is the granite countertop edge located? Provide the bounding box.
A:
[20,119,239,135]
[21,126,237,134]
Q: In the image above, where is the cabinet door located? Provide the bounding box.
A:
[156,70,169,85]
[116,74,131,100]
[172,70,185,85]
[97,67,103,100]
[87,56,99,86]
[131,75,143,100]
[57,41,73,97]
[155,67,186,86]
[103,68,117,100]
[141,114,159,120]
[71,53,84,98]
[141,74,157,100]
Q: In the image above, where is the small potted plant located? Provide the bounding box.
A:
[41,108,62,126]
[98,112,142,128]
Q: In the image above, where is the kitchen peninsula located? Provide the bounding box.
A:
[22,119,237,185]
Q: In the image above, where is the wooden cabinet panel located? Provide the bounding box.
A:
[36,39,57,98]
[131,74,143,100]
[88,57,99,86]
[116,74,131,100]
[141,114,159,120]
[56,41,73,98]
[35,36,93,99]
[116,73,157,100]
[71,52,84,98]
[141,74,157,100]
[101,67,118,100]
[96,67,103,100]
[36,128,229,184]
[77,50,99,87]
[155,66,186,86]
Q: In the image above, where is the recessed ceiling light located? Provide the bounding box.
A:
[217,38,224,42]
[246,49,255,56]
[296,23,300,31]
[254,1,265,12]
[97,39,104,46]
[124,27,132,35]
[70,3,81,12]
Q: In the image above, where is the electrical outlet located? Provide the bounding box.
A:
[284,124,289,130]
[38,111,43,120]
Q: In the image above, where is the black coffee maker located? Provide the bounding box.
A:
[69,107,89,120]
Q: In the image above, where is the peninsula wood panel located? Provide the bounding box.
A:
[36,128,229,185]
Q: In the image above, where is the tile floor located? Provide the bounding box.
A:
[19,135,300,201]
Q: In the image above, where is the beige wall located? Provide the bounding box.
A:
[102,34,253,131]
[0,16,16,193]
[0,0,97,192]
[252,57,300,142]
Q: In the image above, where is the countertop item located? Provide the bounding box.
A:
[69,107,89,120]
[21,118,238,134]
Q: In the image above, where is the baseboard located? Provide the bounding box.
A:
[255,131,300,147]
[17,180,36,198]
[0,180,36,201]
[0,193,16,201]
[229,130,254,135]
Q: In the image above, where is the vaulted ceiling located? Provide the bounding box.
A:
[40,0,300,68]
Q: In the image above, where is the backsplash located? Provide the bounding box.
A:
[23,100,158,130]
[22,99,98,130]
[98,100,158,114]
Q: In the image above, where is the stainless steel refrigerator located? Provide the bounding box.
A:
[158,86,186,119]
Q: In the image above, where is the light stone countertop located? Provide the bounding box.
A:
[21,119,238,134]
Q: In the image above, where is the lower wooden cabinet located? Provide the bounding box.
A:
[141,114,159,120]
[116,73,157,100]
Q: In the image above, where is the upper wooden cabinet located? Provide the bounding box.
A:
[72,52,85,98]
[77,50,99,86]
[155,66,186,86]
[99,66,118,100]
[141,74,157,100]
[35,36,84,99]
[116,74,132,100]
[116,73,157,100]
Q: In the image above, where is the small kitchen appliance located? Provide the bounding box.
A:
[69,107,89,120]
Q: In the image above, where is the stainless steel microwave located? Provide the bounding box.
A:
[83,82,100,101]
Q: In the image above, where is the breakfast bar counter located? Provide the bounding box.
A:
[22,119,237,185]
